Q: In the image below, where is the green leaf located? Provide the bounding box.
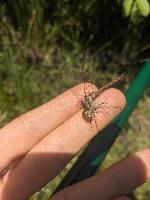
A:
[136,0,150,16]
[123,0,134,16]
[130,1,141,23]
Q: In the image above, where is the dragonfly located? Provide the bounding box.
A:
[81,74,124,127]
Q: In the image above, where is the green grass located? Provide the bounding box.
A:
[101,93,150,199]
[0,1,150,199]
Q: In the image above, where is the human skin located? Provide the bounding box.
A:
[0,83,149,200]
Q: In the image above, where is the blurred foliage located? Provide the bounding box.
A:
[0,0,150,199]
[123,0,150,22]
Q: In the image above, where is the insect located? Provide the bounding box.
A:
[81,74,124,127]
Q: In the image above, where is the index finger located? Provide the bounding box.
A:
[0,83,96,172]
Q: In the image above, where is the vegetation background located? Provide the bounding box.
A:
[0,0,150,199]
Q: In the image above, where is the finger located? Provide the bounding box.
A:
[0,88,126,200]
[0,83,96,172]
[50,149,150,200]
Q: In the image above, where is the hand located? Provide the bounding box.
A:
[0,84,148,200]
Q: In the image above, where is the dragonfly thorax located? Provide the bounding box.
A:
[82,109,94,120]
[81,95,94,109]
[81,95,96,121]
